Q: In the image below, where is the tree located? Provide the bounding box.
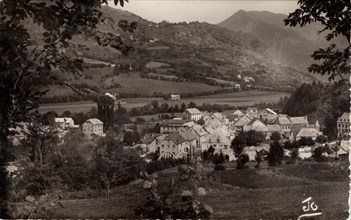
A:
[0,0,133,215]
[267,141,284,166]
[254,150,262,168]
[298,137,315,147]
[40,111,59,126]
[197,118,205,126]
[16,122,61,195]
[212,151,226,171]
[180,103,187,112]
[61,111,72,117]
[93,133,144,197]
[96,94,115,130]
[188,101,197,108]
[312,146,330,162]
[283,140,302,150]
[201,146,215,161]
[316,135,328,144]
[246,130,265,146]
[151,100,159,109]
[174,104,180,113]
[270,132,281,142]
[291,148,299,161]
[51,130,94,191]
[21,123,60,166]
[123,130,140,146]
[284,0,350,83]
[231,135,249,169]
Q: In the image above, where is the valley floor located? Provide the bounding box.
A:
[39,90,289,114]
[42,161,348,219]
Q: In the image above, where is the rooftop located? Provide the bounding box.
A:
[290,116,309,124]
[277,116,291,125]
[191,124,209,136]
[337,112,350,123]
[85,118,103,125]
[203,129,230,143]
[185,108,201,114]
[179,130,197,141]
[161,119,193,126]
[267,124,282,132]
[296,128,321,137]
[164,132,187,144]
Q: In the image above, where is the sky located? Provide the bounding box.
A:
[110,0,299,24]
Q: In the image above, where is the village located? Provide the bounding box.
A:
[11,92,348,166]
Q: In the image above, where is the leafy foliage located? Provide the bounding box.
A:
[316,135,328,144]
[267,141,284,166]
[298,137,315,147]
[284,0,350,82]
[282,82,349,139]
[254,150,262,168]
[231,136,250,169]
[270,131,281,141]
[212,151,226,171]
[134,164,213,219]
[0,0,132,216]
[312,146,332,162]
[93,133,143,197]
[123,130,140,146]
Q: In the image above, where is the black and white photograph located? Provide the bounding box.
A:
[0,0,350,219]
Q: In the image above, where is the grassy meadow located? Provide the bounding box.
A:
[39,90,289,114]
[43,161,349,219]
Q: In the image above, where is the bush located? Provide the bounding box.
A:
[312,146,330,162]
[237,154,249,169]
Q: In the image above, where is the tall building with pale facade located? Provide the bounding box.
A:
[183,108,202,121]
[82,118,105,139]
[337,112,350,139]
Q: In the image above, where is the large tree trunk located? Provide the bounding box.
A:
[0,105,10,217]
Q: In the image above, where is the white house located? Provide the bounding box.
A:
[183,108,202,121]
[170,94,180,101]
[159,132,189,159]
[82,118,104,139]
[54,117,75,129]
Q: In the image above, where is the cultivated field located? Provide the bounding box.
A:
[39,90,289,114]
[45,161,349,219]
[107,74,221,94]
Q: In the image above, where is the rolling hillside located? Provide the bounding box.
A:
[28,6,325,99]
[218,10,349,80]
